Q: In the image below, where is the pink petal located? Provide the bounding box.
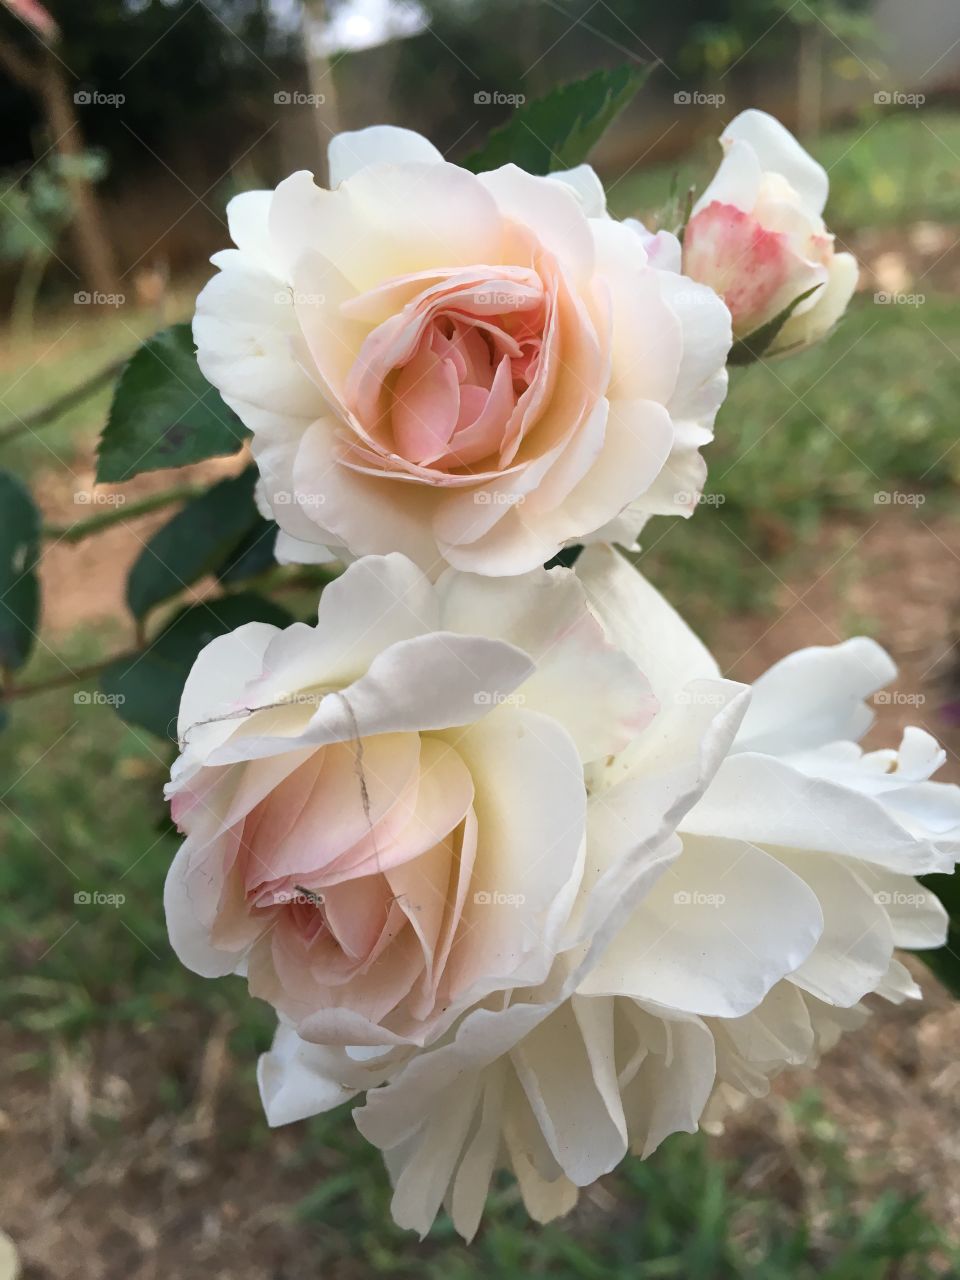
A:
[392,344,461,463]
[683,201,822,336]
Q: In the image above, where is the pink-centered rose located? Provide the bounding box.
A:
[163,554,655,1048]
[193,127,732,576]
[683,110,857,354]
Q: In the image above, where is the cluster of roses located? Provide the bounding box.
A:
[166,110,959,1237]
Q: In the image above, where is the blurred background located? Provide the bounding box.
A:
[2,1,960,1276]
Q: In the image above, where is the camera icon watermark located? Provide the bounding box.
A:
[874,889,930,907]
[74,690,126,707]
[473,691,526,707]
[74,291,125,307]
[474,90,526,106]
[274,90,326,107]
[74,489,125,506]
[73,89,125,107]
[673,889,726,907]
[275,887,326,906]
[74,889,126,907]
[674,688,726,707]
[473,889,526,906]
[873,490,925,507]
[873,690,925,706]
[874,290,924,307]
[874,90,924,108]
[473,491,525,506]
[272,490,326,507]
[274,289,326,307]
[674,90,725,107]
[674,490,725,507]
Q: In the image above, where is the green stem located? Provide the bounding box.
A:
[0,355,128,446]
[44,484,203,543]
[4,655,132,703]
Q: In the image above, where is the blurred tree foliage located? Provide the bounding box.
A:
[0,148,108,331]
[0,0,300,177]
[330,0,876,157]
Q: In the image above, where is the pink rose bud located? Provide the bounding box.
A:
[683,110,858,357]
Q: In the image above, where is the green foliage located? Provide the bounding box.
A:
[918,871,960,998]
[0,471,40,673]
[639,293,960,629]
[728,285,824,366]
[0,151,108,267]
[125,466,263,621]
[216,514,281,584]
[101,593,294,741]
[96,324,248,483]
[463,64,648,175]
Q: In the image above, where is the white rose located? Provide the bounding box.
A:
[683,109,858,354]
[193,125,731,576]
[262,549,958,1238]
[164,552,667,1050]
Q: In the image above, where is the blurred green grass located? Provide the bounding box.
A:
[609,108,960,231]
[638,291,960,630]
[2,108,960,1272]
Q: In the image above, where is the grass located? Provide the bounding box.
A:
[2,107,959,1273]
[0,283,197,478]
[637,290,960,629]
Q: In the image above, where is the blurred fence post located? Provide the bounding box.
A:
[300,0,341,187]
[797,21,824,140]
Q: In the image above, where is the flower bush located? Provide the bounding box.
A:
[3,67,957,1244]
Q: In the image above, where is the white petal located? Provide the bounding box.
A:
[204,630,536,766]
[511,997,627,1184]
[577,545,719,703]
[851,866,948,949]
[734,637,896,756]
[548,163,608,217]
[274,529,339,565]
[257,1022,372,1125]
[693,137,763,216]
[775,251,859,352]
[479,164,594,283]
[176,621,277,741]
[193,263,323,420]
[436,564,657,763]
[780,849,894,1006]
[721,110,829,216]
[620,1003,716,1156]
[442,708,586,1002]
[225,189,281,275]
[579,833,823,1018]
[449,1064,508,1240]
[327,125,443,186]
[389,1076,484,1237]
[686,750,954,875]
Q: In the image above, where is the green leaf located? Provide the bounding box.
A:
[727,285,823,366]
[462,64,649,177]
[126,467,261,621]
[918,872,960,997]
[215,516,279,585]
[96,324,248,483]
[0,471,41,672]
[100,593,294,740]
